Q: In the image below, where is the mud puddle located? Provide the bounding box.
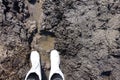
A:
[26,0,55,79]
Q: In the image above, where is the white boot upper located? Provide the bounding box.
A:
[25,51,41,80]
[49,50,65,80]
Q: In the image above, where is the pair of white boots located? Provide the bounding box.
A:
[25,50,64,80]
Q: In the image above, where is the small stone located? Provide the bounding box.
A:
[6,12,13,21]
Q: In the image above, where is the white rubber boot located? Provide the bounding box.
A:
[49,50,65,80]
[25,51,42,80]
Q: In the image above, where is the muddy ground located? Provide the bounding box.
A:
[0,0,120,80]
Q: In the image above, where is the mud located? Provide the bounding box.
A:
[0,0,31,79]
[0,0,120,80]
[0,0,55,79]
[42,0,120,80]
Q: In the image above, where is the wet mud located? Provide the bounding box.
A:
[0,0,120,80]
[42,0,120,80]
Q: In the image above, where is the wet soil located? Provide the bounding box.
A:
[0,0,120,80]
[0,0,54,80]
[42,0,120,80]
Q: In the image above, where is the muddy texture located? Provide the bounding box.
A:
[42,0,120,80]
[0,0,120,80]
[0,0,54,80]
[0,0,36,80]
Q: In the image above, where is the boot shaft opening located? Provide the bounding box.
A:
[27,73,39,80]
[51,73,63,80]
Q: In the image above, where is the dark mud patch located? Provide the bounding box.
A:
[40,30,56,37]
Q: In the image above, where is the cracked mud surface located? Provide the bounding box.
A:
[0,0,120,80]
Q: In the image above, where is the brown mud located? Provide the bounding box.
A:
[0,0,120,80]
